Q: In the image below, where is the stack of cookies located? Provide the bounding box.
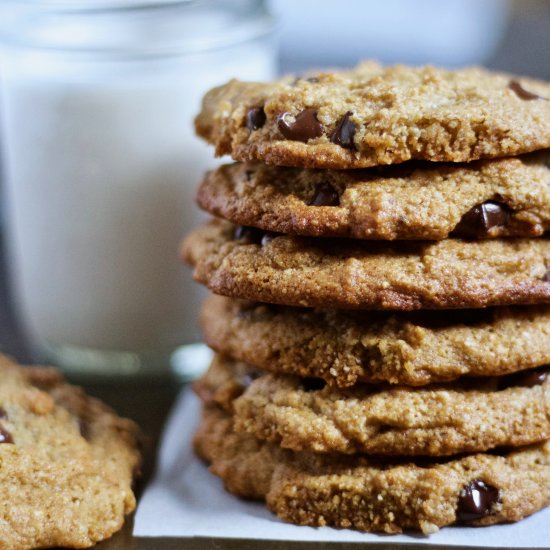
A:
[182,62,550,534]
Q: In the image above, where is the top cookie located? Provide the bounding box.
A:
[195,62,550,169]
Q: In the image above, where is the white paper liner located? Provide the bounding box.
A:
[134,389,549,546]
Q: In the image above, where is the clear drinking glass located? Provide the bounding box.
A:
[0,0,277,378]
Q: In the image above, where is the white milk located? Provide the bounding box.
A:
[0,33,276,375]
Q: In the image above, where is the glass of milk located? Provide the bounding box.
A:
[0,0,277,378]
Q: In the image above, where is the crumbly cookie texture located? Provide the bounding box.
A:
[201,295,550,387]
[195,62,550,169]
[0,355,140,550]
[182,219,550,310]
[195,355,550,456]
[196,153,550,240]
[195,406,550,534]
[192,353,257,412]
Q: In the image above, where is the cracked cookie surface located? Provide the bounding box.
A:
[0,355,140,550]
[182,219,550,310]
[194,406,550,534]
[195,355,550,456]
[195,62,550,169]
[201,295,550,387]
[197,153,550,240]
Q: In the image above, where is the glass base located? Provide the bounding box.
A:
[38,341,212,383]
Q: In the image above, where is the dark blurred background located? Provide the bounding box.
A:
[487,0,550,78]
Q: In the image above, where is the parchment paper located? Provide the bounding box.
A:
[134,389,549,547]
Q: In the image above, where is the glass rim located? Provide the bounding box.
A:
[2,0,206,13]
[0,0,278,56]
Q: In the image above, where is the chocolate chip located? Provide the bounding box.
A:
[277,109,323,142]
[309,184,340,207]
[456,480,500,521]
[542,271,550,282]
[244,170,254,181]
[234,225,263,244]
[79,419,90,440]
[498,366,548,390]
[0,407,7,419]
[451,201,510,239]
[246,107,266,131]
[0,426,13,444]
[301,378,326,392]
[509,80,544,101]
[330,111,356,150]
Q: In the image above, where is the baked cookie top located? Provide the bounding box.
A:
[182,219,550,310]
[201,295,550,387]
[197,153,550,240]
[195,406,550,534]
[0,355,140,549]
[195,62,550,169]
[195,355,550,456]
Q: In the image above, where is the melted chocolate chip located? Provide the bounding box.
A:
[0,407,7,419]
[79,419,90,440]
[509,80,544,101]
[456,480,500,521]
[542,271,550,282]
[234,225,263,244]
[498,366,548,390]
[452,201,510,239]
[277,109,323,142]
[246,107,266,131]
[330,111,356,150]
[301,378,326,392]
[309,184,340,207]
[244,170,254,181]
[0,426,13,444]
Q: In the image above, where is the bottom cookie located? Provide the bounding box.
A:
[195,406,550,535]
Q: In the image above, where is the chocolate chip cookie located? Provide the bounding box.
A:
[195,406,550,534]
[195,63,550,169]
[197,153,550,240]
[182,219,550,310]
[195,355,550,456]
[201,295,550,387]
[0,355,140,549]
